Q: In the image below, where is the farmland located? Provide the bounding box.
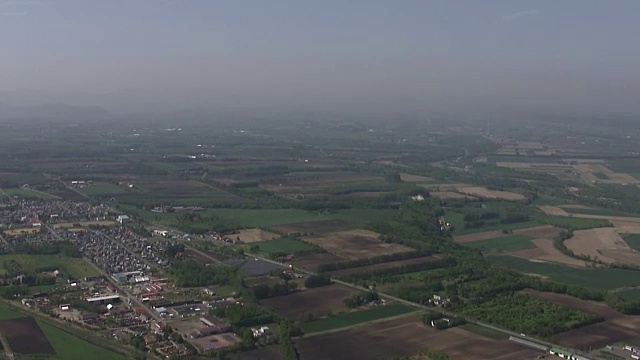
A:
[296,314,540,360]
[251,237,320,256]
[260,284,361,321]
[1,187,58,200]
[0,317,55,354]
[489,255,640,290]
[621,233,640,250]
[462,234,534,252]
[300,303,418,334]
[0,254,98,278]
[303,229,412,259]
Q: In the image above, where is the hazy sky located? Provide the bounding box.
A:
[1,0,639,115]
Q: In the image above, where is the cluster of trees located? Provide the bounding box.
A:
[252,281,297,300]
[452,294,603,337]
[164,243,185,258]
[343,291,380,308]
[316,250,432,272]
[338,258,457,283]
[279,320,302,360]
[212,302,278,328]
[304,274,331,288]
[169,260,238,287]
[463,212,500,222]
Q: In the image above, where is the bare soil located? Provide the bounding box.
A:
[458,186,526,200]
[295,314,541,360]
[294,253,346,271]
[303,230,412,259]
[565,228,632,264]
[0,317,55,355]
[225,228,280,243]
[430,191,476,199]
[261,285,361,321]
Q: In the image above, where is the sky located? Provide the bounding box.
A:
[1,0,639,116]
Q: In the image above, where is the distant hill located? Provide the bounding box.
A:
[0,103,113,122]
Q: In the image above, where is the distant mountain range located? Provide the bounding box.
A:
[0,103,113,122]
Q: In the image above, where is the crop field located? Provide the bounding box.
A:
[616,289,640,301]
[430,191,477,199]
[261,284,361,321]
[327,256,438,278]
[38,320,129,360]
[225,228,279,243]
[461,234,534,252]
[0,303,127,359]
[458,186,526,200]
[489,255,640,290]
[536,213,612,230]
[251,237,319,255]
[1,187,58,200]
[399,173,432,182]
[232,345,283,360]
[293,253,346,271]
[296,313,540,360]
[446,212,542,235]
[271,219,354,235]
[79,182,132,196]
[134,180,237,200]
[455,225,562,243]
[300,303,418,334]
[620,233,640,250]
[302,229,412,259]
[563,206,640,217]
[0,254,98,278]
[0,317,55,354]
[260,171,385,197]
[565,227,640,265]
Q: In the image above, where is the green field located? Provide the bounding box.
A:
[563,207,640,218]
[536,215,612,230]
[79,183,132,196]
[0,302,128,359]
[621,234,640,250]
[616,289,640,301]
[447,212,541,235]
[0,254,98,278]
[1,187,58,200]
[37,320,129,360]
[593,172,609,180]
[462,234,534,252]
[252,237,319,255]
[301,304,418,333]
[489,255,640,290]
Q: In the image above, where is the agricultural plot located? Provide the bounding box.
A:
[565,227,640,265]
[489,255,640,290]
[259,171,385,197]
[462,234,535,252]
[303,230,412,259]
[300,304,418,334]
[296,314,540,360]
[79,182,132,196]
[446,212,541,235]
[261,284,361,321]
[225,228,279,243]
[458,186,526,201]
[0,254,98,278]
[536,212,612,230]
[327,256,438,278]
[251,237,319,255]
[621,233,640,250]
[399,173,432,182]
[1,187,58,200]
[293,253,346,271]
[38,320,129,360]
[0,317,55,355]
[271,219,353,235]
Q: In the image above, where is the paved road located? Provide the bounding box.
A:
[244,252,560,348]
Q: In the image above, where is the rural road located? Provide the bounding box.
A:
[245,252,561,349]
